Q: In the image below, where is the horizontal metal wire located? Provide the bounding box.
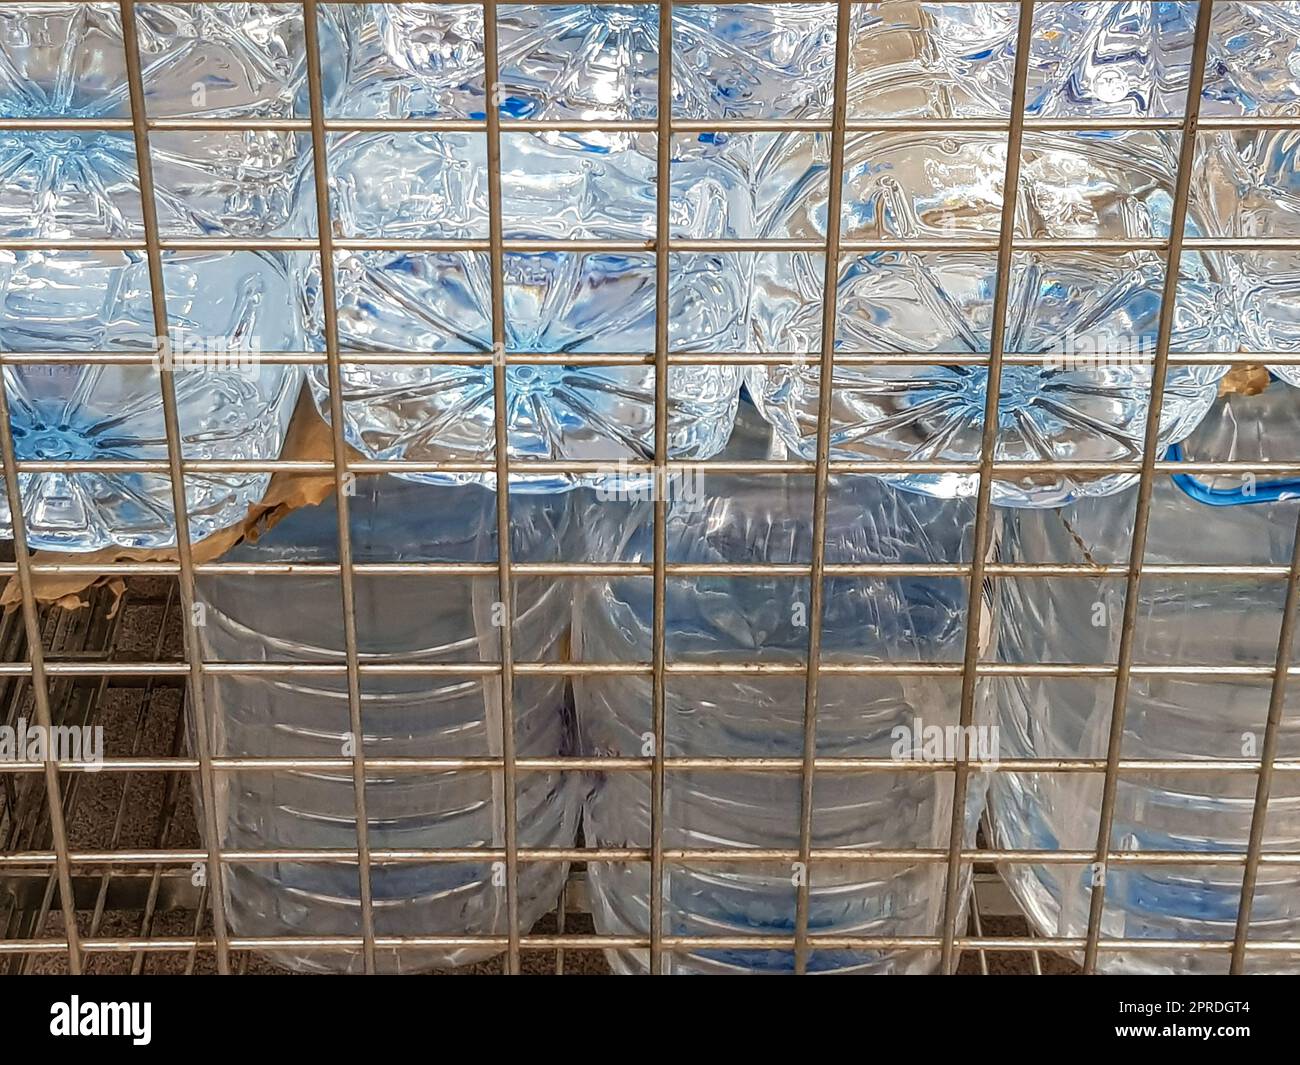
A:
[15,0,1289,7]
[0,660,1296,678]
[4,561,1296,580]
[1,351,1289,366]
[1,933,1291,956]
[0,235,1288,252]
[4,847,1299,868]
[8,114,1300,132]
[3,756,1298,776]
[7,458,1299,476]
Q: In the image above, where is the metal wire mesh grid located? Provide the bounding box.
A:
[0,0,1297,975]
[0,578,1080,975]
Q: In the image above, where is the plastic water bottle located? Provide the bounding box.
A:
[1197,0,1300,385]
[0,3,345,237]
[306,128,743,492]
[195,476,579,973]
[372,4,837,121]
[573,451,991,974]
[0,251,302,551]
[990,383,1300,973]
[0,3,347,549]
[743,2,1269,509]
[301,5,872,490]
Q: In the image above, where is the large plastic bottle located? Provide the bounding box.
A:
[573,449,991,974]
[305,126,744,492]
[298,4,864,490]
[372,3,837,120]
[195,476,579,973]
[990,383,1300,973]
[0,251,302,551]
[738,2,1300,508]
[1198,0,1300,385]
[0,3,344,548]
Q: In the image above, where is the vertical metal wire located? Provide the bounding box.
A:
[968,899,989,975]
[481,0,523,975]
[1026,925,1044,975]
[554,880,567,975]
[0,355,82,974]
[648,0,673,976]
[1229,506,1300,972]
[117,0,232,975]
[301,0,377,974]
[792,0,853,976]
[936,0,1036,976]
[1081,0,1217,975]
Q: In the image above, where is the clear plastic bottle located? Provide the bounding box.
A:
[300,4,866,490]
[573,459,991,974]
[0,251,302,551]
[1197,2,1300,385]
[990,384,1300,973]
[305,127,744,492]
[824,2,1300,402]
[0,3,346,238]
[371,4,837,121]
[745,1,1241,508]
[0,3,346,548]
[195,476,579,973]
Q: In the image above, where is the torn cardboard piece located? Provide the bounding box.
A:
[2,388,361,611]
[1218,363,1272,398]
